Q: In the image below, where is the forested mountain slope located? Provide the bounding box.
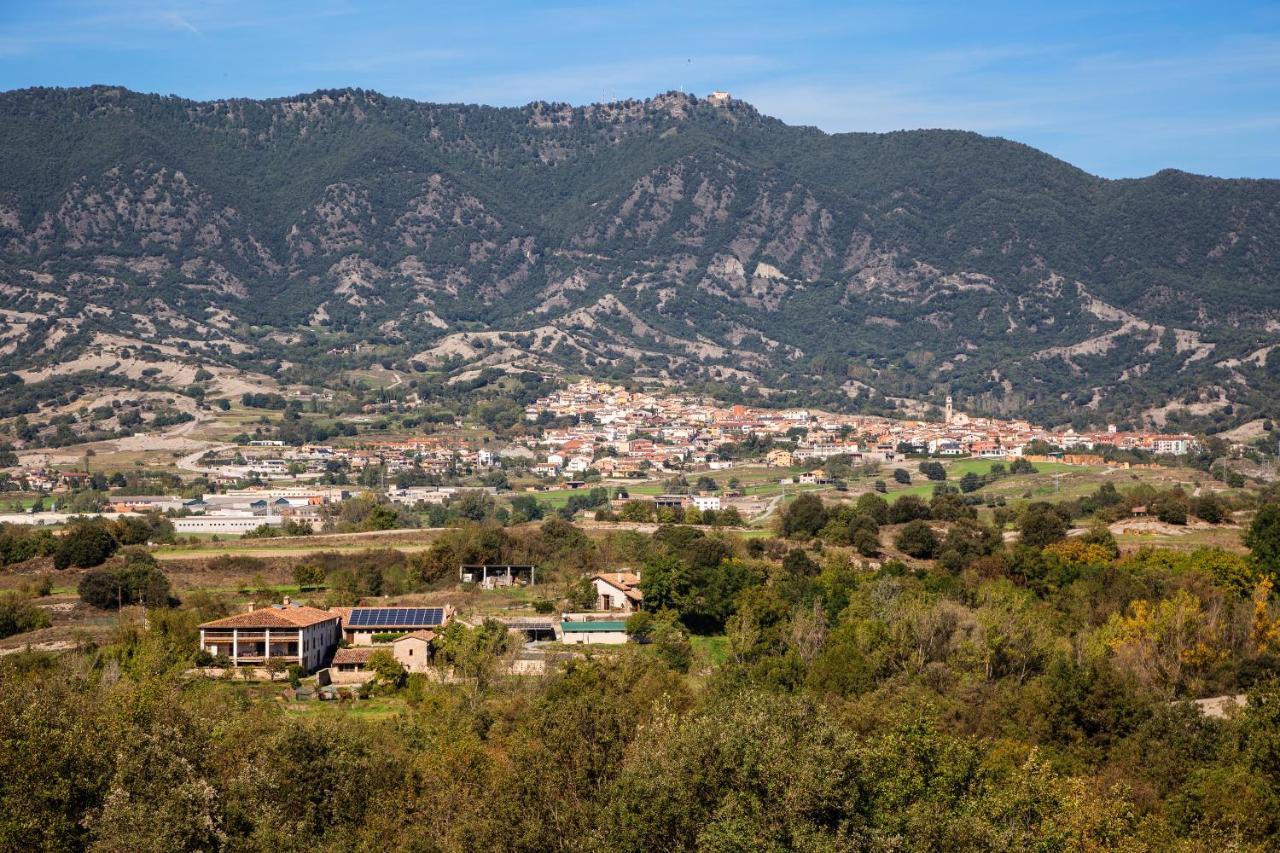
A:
[2,85,1279,428]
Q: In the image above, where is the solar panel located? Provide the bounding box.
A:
[347,608,445,629]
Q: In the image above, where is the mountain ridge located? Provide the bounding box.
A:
[2,84,1279,432]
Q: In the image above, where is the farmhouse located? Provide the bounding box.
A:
[199,598,340,674]
[592,571,643,614]
[329,631,437,683]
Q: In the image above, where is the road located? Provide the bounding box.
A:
[176,443,235,476]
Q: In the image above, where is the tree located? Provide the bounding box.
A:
[619,500,654,522]
[264,657,289,682]
[565,576,598,611]
[919,461,946,481]
[641,610,693,672]
[778,493,827,539]
[368,648,407,688]
[1150,492,1188,526]
[855,492,889,524]
[852,528,881,557]
[53,521,118,570]
[1189,493,1225,524]
[77,568,127,610]
[118,548,172,608]
[938,519,1000,573]
[889,495,931,524]
[77,551,172,610]
[1009,457,1037,474]
[293,563,327,590]
[509,494,544,522]
[1247,503,1280,580]
[1096,589,1219,695]
[781,548,819,578]
[1020,503,1068,548]
[893,468,911,484]
[435,619,511,710]
[895,520,938,559]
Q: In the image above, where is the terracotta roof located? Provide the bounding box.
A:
[594,572,643,601]
[594,571,641,590]
[394,630,436,643]
[331,647,378,666]
[199,604,338,630]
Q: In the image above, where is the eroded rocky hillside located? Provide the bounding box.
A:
[2,85,1279,429]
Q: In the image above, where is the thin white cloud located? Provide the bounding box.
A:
[159,11,201,35]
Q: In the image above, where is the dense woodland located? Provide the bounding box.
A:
[6,481,1280,849]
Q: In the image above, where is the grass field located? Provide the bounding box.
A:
[877,458,1224,508]
[692,634,729,666]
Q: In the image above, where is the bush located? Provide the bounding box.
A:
[0,591,50,639]
[1010,458,1038,474]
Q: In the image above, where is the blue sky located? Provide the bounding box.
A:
[2,1,1278,179]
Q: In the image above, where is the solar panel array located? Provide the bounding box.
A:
[347,608,445,629]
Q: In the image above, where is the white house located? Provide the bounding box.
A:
[691,494,722,511]
[566,455,593,474]
[592,572,643,614]
[198,599,340,674]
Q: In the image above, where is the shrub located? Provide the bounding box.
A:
[0,591,50,639]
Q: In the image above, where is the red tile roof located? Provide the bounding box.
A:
[394,630,436,643]
[594,572,644,602]
[331,647,378,666]
[199,604,338,630]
